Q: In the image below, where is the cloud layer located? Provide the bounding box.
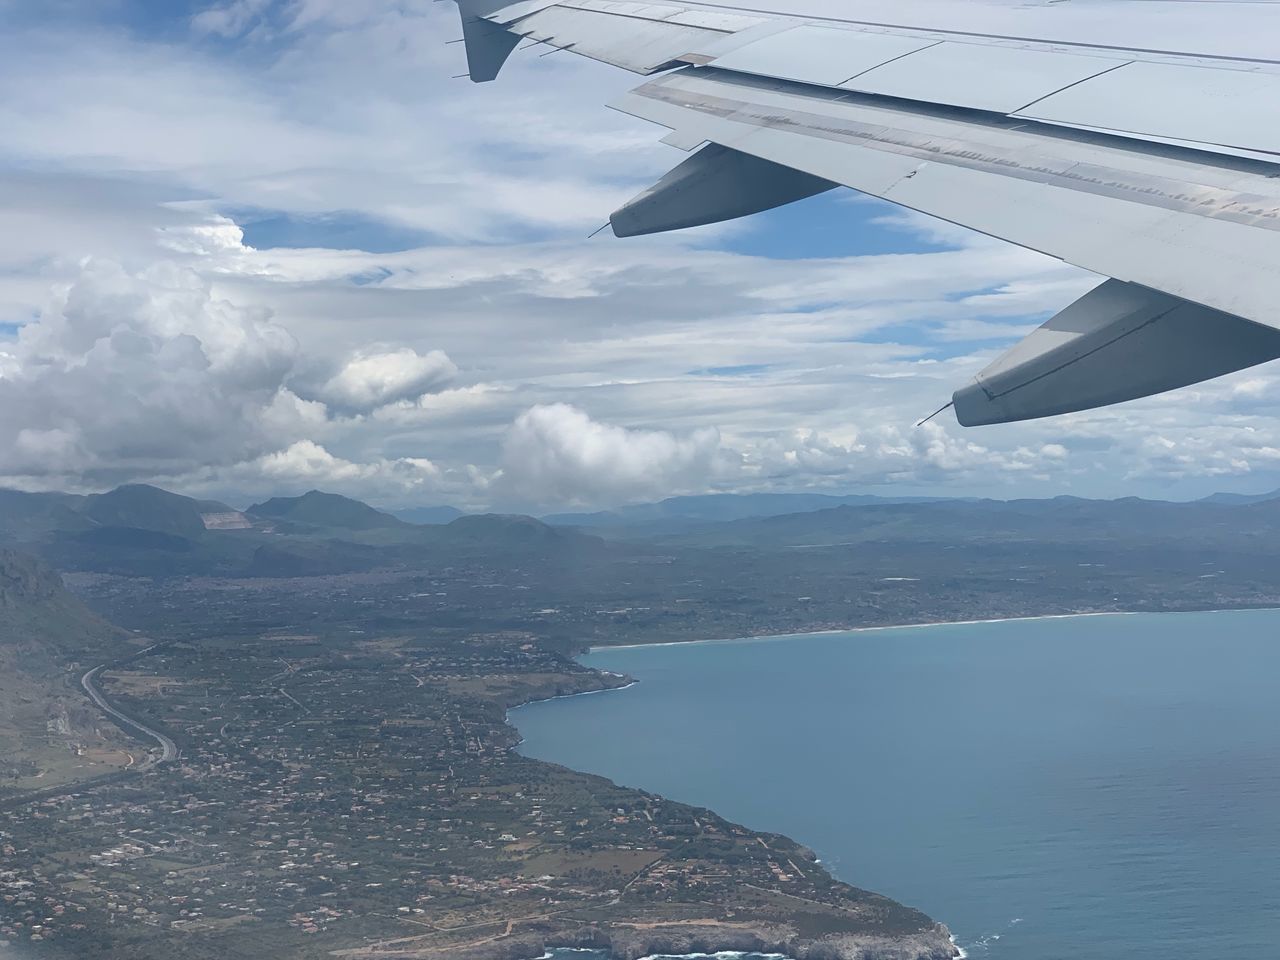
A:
[2,1,1279,509]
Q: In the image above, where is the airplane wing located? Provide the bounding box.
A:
[454,0,1280,426]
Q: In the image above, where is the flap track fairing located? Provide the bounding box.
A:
[610,143,837,239]
[953,280,1280,426]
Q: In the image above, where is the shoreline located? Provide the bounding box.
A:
[589,610,1132,653]
[588,605,1280,653]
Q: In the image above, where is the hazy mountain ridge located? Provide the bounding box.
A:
[639,494,1280,549]
[4,482,1280,578]
[543,492,959,533]
[391,505,467,525]
[0,484,608,577]
[247,490,407,531]
[1199,488,1280,506]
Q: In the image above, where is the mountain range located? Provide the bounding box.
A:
[0,485,608,577]
[3,481,1280,579]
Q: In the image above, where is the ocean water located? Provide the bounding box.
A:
[512,611,1280,959]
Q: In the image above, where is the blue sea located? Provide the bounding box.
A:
[513,611,1280,959]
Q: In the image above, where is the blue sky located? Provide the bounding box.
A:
[1,0,1278,509]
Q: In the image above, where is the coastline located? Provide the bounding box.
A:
[527,605,1280,960]
[590,610,1136,652]
[513,614,1137,960]
[585,606,1280,653]
[503,666,963,960]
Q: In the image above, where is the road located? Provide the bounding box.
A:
[80,660,179,767]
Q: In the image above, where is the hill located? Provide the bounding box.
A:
[0,489,90,540]
[83,484,215,539]
[247,490,407,531]
[392,505,467,525]
[544,492,955,534]
[1200,488,1280,506]
[442,514,593,551]
[654,495,1280,549]
[0,484,231,543]
[0,550,131,795]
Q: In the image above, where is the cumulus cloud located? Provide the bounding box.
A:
[501,404,724,507]
[740,424,1073,488]
[310,347,457,415]
[0,257,455,494]
[0,259,300,484]
[254,439,441,487]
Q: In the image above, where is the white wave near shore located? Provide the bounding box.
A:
[594,611,1142,652]
[533,952,790,960]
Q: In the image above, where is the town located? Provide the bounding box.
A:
[0,564,949,960]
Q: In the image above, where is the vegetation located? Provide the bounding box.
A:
[5,482,1280,959]
[0,551,131,796]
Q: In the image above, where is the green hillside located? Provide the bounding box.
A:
[0,550,131,795]
[247,490,407,531]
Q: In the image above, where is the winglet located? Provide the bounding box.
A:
[456,1,521,83]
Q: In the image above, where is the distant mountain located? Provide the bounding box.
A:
[83,484,215,540]
[392,505,467,525]
[441,514,600,552]
[247,490,406,531]
[1200,488,1280,506]
[544,492,956,533]
[0,484,607,577]
[654,494,1280,549]
[17,480,1280,581]
[0,484,221,543]
[0,490,90,540]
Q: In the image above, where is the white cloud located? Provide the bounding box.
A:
[0,257,458,495]
[191,0,273,38]
[739,423,1071,489]
[501,404,724,507]
[314,347,457,415]
[255,439,441,487]
[0,2,1277,509]
[0,259,300,483]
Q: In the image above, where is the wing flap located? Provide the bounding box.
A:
[510,5,725,74]
[708,25,937,88]
[953,280,1280,426]
[843,41,1127,114]
[1014,60,1280,158]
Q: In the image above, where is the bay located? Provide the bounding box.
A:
[512,610,1280,959]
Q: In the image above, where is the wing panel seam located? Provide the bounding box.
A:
[1008,60,1134,116]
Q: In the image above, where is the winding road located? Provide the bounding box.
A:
[80,654,179,768]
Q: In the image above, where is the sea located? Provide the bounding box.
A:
[512,610,1280,960]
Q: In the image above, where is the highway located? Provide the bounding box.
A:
[80,656,179,767]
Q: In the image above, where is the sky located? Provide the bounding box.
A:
[2,0,1280,512]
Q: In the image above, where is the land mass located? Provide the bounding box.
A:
[9,482,1280,960]
[0,551,956,960]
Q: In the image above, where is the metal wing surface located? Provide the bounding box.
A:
[454,0,1280,426]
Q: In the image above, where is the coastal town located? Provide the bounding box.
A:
[0,562,958,960]
[8,486,1280,959]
